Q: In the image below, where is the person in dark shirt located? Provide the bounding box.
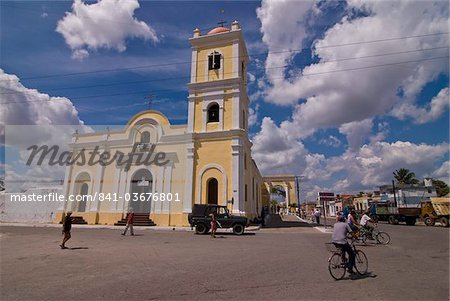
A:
[260,206,266,227]
[60,211,72,249]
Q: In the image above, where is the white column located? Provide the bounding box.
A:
[117,168,128,213]
[183,143,195,213]
[202,108,207,132]
[232,39,239,78]
[231,138,243,214]
[285,183,290,215]
[190,48,197,83]
[219,105,224,130]
[112,167,121,211]
[187,96,195,133]
[155,165,164,213]
[60,164,72,212]
[162,163,173,213]
[90,148,106,212]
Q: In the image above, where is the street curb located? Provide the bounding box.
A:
[0,222,261,232]
[314,226,333,233]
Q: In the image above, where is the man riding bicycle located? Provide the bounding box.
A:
[360,210,375,239]
[332,215,356,274]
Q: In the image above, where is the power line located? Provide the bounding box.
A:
[0,2,216,32]
[1,55,447,105]
[1,46,447,96]
[286,55,449,78]
[1,32,448,82]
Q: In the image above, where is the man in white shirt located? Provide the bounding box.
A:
[360,211,375,237]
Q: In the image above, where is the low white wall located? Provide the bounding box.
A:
[0,186,63,223]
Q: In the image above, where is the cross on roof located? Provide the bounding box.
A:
[217,20,227,27]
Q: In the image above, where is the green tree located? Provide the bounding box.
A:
[432,179,449,197]
[393,168,419,186]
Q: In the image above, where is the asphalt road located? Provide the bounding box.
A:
[1,223,448,300]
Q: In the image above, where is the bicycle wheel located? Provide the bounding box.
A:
[328,253,346,280]
[354,250,368,275]
[360,232,367,244]
[376,232,391,245]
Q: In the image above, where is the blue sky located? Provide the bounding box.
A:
[1,0,449,199]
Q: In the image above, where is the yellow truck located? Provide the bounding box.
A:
[421,197,450,227]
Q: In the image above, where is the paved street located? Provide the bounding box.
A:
[1,222,448,300]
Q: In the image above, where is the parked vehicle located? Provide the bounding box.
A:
[188,204,248,235]
[421,197,450,227]
[370,202,420,226]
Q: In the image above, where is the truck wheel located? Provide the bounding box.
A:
[440,217,449,228]
[405,217,416,226]
[424,216,435,226]
[233,224,245,235]
[195,223,208,235]
[388,216,399,225]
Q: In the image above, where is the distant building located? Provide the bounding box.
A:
[353,192,380,212]
[379,184,437,207]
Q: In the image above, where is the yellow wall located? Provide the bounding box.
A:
[223,93,233,130]
[193,139,233,205]
[196,44,234,82]
[206,122,220,132]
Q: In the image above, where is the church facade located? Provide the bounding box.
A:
[56,21,269,226]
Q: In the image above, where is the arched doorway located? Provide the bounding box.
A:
[207,178,218,204]
[77,183,88,212]
[73,172,90,212]
[130,169,153,213]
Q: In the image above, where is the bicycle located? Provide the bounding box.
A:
[327,238,368,280]
[358,223,390,245]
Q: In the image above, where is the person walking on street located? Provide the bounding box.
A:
[60,211,72,249]
[209,212,217,238]
[314,208,321,224]
[260,206,266,227]
[122,209,135,236]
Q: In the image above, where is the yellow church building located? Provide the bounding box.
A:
[55,21,279,226]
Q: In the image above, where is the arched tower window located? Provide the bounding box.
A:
[208,51,221,70]
[207,103,220,123]
[140,131,150,144]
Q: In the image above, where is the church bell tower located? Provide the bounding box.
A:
[185,20,253,215]
[187,20,250,134]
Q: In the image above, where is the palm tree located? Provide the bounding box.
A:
[393,168,419,186]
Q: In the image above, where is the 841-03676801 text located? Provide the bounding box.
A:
[97,193,181,202]
[9,192,181,203]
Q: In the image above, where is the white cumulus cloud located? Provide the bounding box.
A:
[391,87,450,124]
[56,0,158,60]
[256,0,449,139]
[0,70,90,192]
